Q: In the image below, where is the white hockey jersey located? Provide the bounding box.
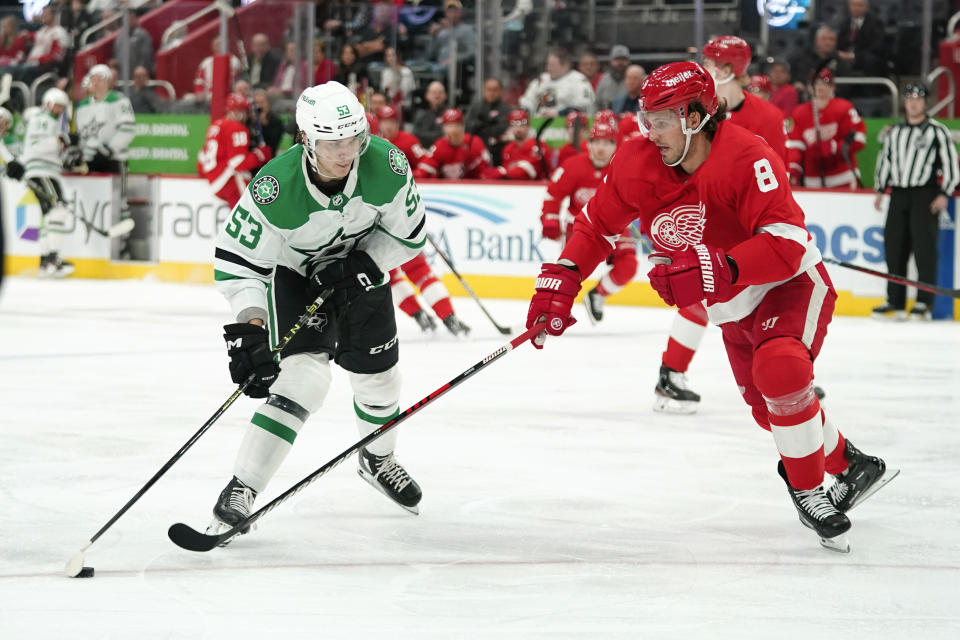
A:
[21,108,64,179]
[519,69,596,116]
[75,90,136,161]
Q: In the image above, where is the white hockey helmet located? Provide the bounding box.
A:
[42,88,70,112]
[295,81,369,175]
[82,63,113,90]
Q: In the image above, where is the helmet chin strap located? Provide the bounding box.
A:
[713,72,736,86]
[663,111,712,168]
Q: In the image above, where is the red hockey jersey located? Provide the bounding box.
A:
[497,138,552,179]
[542,151,605,225]
[728,92,787,165]
[197,118,272,205]
[556,141,587,168]
[414,134,491,180]
[383,130,426,165]
[787,97,867,188]
[563,120,821,325]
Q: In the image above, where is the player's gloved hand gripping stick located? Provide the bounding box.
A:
[63,288,334,578]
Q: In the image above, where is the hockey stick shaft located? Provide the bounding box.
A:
[822,256,960,298]
[426,234,512,334]
[65,288,334,576]
[168,321,546,551]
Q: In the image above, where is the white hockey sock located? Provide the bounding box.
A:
[354,399,399,456]
[233,403,306,493]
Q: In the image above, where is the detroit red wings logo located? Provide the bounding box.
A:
[650,203,706,250]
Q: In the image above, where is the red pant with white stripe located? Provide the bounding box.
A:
[389,252,454,320]
[593,237,638,297]
[720,263,849,490]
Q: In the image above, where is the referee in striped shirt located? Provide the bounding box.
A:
[873,83,959,320]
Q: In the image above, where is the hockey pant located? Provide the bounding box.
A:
[593,237,638,297]
[232,268,404,492]
[389,252,454,320]
[720,263,849,490]
[27,176,69,255]
[661,302,709,373]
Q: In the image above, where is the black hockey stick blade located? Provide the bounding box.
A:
[168,522,221,552]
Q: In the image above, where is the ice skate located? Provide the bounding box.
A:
[206,476,258,545]
[584,286,604,324]
[827,440,899,513]
[871,302,906,321]
[358,448,422,514]
[412,309,436,333]
[778,461,851,553]
[653,365,700,414]
[908,302,932,321]
[38,252,74,278]
[442,313,471,338]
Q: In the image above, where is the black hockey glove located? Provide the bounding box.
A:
[223,322,280,398]
[5,159,23,180]
[63,146,84,170]
[309,251,383,307]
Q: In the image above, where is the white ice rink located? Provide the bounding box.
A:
[1,276,959,639]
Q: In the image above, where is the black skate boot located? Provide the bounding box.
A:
[778,461,851,553]
[412,309,437,333]
[358,448,422,514]
[206,476,258,544]
[814,385,826,401]
[653,365,701,414]
[827,440,899,513]
[871,301,906,321]
[442,313,471,338]
[39,252,75,278]
[909,302,932,321]
[584,286,604,324]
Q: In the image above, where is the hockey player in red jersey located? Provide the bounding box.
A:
[526,61,896,552]
[197,93,272,206]
[652,35,789,414]
[617,111,643,144]
[554,111,589,168]
[414,108,491,180]
[389,252,471,337]
[482,109,552,180]
[787,68,867,188]
[377,105,426,165]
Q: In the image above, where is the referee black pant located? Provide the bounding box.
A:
[883,185,941,308]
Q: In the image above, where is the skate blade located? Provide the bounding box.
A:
[205,517,254,546]
[653,395,699,415]
[357,468,421,515]
[582,299,601,325]
[848,467,900,512]
[819,533,850,553]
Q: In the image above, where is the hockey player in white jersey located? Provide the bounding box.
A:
[75,64,135,173]
[207,81,428,541]
[18,89,75,277]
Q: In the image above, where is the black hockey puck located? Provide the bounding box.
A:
[76,566,95,578]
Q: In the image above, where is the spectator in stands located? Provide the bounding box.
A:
[313,38,337,85]
[427,0,475,71]
[353,2,406,65]
[414,107,491,180]
[412,80,447,149]
[252,88,283,156]
[112,9,153,74]
[335,43,368,93]
[129,65,165,113]
[465,77,512,165]
[377,105,426,164]
[790,25,850,97]
[380,46,414,113]
[268,41,309,99]
[578,51,601,91]
[17,5,69,84]
[594,45,630,110]
[768,59,799,116]
[520,47,596,117]
[611,64,645,115]
[60,0,94,52]
[247,33,281,90]
[233,79,252,98]
[194,36,244,103]
[368,91,387,114]
[836,0,887,78]
[0,16,30,69]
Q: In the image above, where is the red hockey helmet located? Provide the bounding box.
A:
[377,105,400,121]
[747,74,772,95]
[589,121,617,142]
[508,109,529,126]
[811,67,835,85]
[441,108,464,124]
[565,110,588,129]
[595,109,618,129]
[702,35,752,78]
[639,61,718,121]
[225,92,251,113]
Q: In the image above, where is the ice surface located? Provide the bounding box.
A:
[1,277,958,639]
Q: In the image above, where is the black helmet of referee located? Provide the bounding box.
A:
[904,83,929,99]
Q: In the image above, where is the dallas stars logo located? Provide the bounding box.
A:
[388,148,408,176]
[252,175,280,205]
[331,193,345,208]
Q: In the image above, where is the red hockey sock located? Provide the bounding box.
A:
[821,410,848,475]
[661,303,708,372]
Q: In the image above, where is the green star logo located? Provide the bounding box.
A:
[251,175,279,205]
[388,148,408,176]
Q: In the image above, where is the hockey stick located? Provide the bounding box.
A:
[427,234,512,334]
[64,287,335,577]
[822,256,960,299]
[167,320,547,552]
[77,213,135,238]
[840,132,864,188]
[534,116,555,178]
[810,97,828,184]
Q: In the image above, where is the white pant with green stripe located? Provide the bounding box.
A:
[234,352,402,492]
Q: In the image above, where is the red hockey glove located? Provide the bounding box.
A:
[540,213,561,241]
[647,244,737,308]
[481,166,507,180]
[526,263,580,349]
